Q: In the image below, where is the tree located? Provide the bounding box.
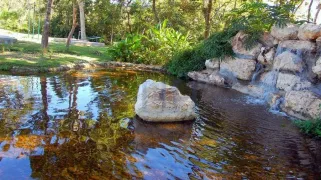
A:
[78,0,86,40]
[152,0,159,23]
[203,0,213,39]
[308,0,314,22]
[41,0,53,52]
[66,2,78,48]
[314,3,321,24]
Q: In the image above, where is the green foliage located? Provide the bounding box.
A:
[0,10,28,32]
[166,30,235,78]
[108,20,191,65]
[294,118,321,138]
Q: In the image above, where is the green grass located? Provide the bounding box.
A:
[294,118,321,139]
[0,41,112,71]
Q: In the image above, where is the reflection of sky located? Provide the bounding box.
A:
[0,158,33,179]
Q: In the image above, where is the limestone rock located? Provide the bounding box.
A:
[259,32,277,47]
[277,40,316,53]
[232,84,265,98]
[282,91,321,120]
[276,73,311,91]
[220,57,256,81]
[258,47,275,66]
[188,70,226,87]
[135,79,196,122]
[273,51,305,73]
[298,23,321,41]
[271,23,299,40]
[205,59,220,70]
[232,31,263,59]
[312,57,321,79]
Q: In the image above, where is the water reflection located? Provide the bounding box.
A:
[0,70,320,179]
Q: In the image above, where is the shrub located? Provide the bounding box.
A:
[294,118,321,138]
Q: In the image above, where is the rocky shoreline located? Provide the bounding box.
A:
[188,23,321,121]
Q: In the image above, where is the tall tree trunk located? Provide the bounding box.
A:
[314,4,321,24]
[152,0,159,23]
[40,77,49,136]
[308,0,314,22]
[78,0,86,40]
[41,0,53,53]
[66,3,78,48]
[203,0,213,39]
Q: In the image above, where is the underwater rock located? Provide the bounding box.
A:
[282,91,321,120]
[220,57,256,81]
[135,79,196,122]
[271,23,299,41]
[273,51,305,73]
[298,23,321,41]
[232,31,262,59]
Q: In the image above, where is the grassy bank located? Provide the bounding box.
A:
[294,118,321,139]
[0,41,111,71]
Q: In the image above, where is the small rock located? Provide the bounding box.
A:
[205,59,220,70]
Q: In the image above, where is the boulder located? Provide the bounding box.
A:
[312,57,321,79]
[188,70,226,87]
[205,59,220,70]
[258,47,276,66]
[259,32,277,48]
[277,40,316,53]
[135,79,196,122]
[271,23,299,40]
[282,91,321,120]
[232,31,263,59]
[220,57,256,81]
[273,51,305,73]
[276,73,312,91]
[298,23,321,41]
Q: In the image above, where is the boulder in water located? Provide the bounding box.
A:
[271,23,299,40]
[188,70,227,87]
[282,91,321,120]
[135,80,196,122]
[276,73,312,91]
[298,23,321,41]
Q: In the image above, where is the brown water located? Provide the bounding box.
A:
[0,69,320,179]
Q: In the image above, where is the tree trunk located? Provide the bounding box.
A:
[78,0,86,40]
[152,0,159,23]
[40,77,50,136]
[41,0,53,53]
[294,0,305,14]
[308,0,314,22]
[203,0,213,39]
[66,3,78,48]
[314,4,321,24]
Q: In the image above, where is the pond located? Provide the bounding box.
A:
[0,69,320,179]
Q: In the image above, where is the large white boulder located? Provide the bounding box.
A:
[135,79,196,122]
[276,73,311,91]
[271,23,299,40]
[220,57,256,81]
[277,40,316,53]
[273,51,305,73]
[298,23,321,41]
[231,31,262,59]
[282,91,321,120]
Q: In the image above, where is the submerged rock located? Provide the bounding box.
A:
[273,51,305,73]
[232,31,262,59]
[135,79,196,122]
[298,23,321,41]
[220,57,256,81]
[271,23,299,40]
[282,91,321,120]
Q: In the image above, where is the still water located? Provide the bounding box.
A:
[0,69,320,179]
